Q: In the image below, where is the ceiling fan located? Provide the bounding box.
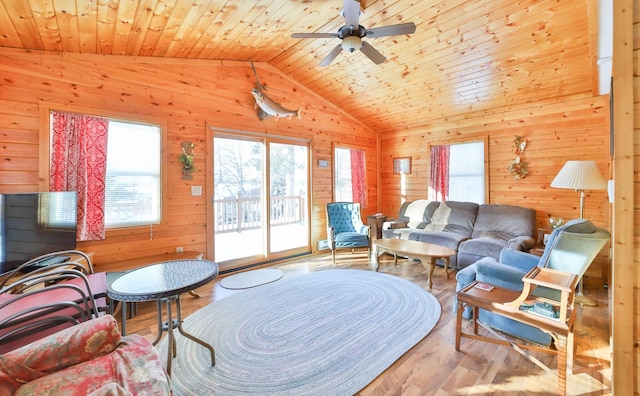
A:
[291,0,416,67]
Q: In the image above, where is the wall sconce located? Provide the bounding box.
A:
[180,142,196,180]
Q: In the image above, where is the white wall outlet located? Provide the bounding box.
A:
[191,185,202,196]
[176,246,184,253]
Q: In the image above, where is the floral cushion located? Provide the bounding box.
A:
[0,315,171,396]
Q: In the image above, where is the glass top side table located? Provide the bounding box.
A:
[108,259,219,375]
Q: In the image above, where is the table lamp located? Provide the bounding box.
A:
[550,160,608,306]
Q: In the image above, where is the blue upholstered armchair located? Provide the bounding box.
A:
[325,202,371,264]
[455,218,610,346]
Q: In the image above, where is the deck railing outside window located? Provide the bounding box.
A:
[214,195,304,233]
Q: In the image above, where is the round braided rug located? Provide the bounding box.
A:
[158,269,441,395]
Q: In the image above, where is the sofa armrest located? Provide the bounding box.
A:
[2,315,121,380]
[326,225,335,242]
[454,264,478,316]
[499,248,541,272]
[455,264,477,291]
[475,258,529,292]
[507,235,536,251]
[358,224,371,236]
[382,220,407,230]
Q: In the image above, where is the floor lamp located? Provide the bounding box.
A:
[550,160,608,306]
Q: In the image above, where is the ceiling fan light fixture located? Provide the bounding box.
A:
[341,36,362,52]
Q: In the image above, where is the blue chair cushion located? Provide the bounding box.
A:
[334,232,369,247]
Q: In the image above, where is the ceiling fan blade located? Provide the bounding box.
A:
[292,32,338,39]
[359,42,386,64]
[319,44,343,67]
[366,22,416,38]
[343,0,361,27]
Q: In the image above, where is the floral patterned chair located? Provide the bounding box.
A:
[325,202,371,264]
[0,314,171,396]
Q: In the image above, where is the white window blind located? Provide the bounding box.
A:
[448,141,485,204]
[105,121,161,228]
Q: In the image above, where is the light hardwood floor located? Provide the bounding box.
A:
[116,252,611,396]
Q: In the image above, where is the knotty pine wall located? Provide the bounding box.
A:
[0,48,378,269]
[378,94,611,284]
[629,1,639,390]
[0,48,611,282]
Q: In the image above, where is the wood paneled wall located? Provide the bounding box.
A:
[379,94,611,281]
[0,48,611,281]
[619,0,638,391]
[0,48,378,269]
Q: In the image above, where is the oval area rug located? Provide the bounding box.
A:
[158,269,441,395]
[220,268,284,289]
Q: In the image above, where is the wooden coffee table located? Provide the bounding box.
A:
[372,238,455,288]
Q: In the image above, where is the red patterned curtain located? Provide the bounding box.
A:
[350,149,366,206]
[429,145,450,201]
[50,112,109,241]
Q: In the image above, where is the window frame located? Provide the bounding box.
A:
[38,102,168,236]
[427,134,489,204]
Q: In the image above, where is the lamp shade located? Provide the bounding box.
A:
[550,160,607,191]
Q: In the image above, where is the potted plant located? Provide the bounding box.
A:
[180,142,196,179]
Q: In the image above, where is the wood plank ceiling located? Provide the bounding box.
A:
[0,0,598,135]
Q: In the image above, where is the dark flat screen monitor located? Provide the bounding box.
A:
[0,191,77,274]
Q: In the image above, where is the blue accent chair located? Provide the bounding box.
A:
[455,218,610,346]
[326,202,371,265]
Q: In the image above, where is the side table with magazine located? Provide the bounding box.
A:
[455,267,578,395]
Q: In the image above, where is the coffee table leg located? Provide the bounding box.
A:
[418,255,436,289]
[442,257,450,279]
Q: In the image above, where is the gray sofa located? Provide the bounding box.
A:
[382,200,536,269]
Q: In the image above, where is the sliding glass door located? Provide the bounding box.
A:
[213,137,264,263]
[213,135,310,269]
[269,142,309,253]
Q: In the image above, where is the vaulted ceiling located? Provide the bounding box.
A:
[0,0,600,135]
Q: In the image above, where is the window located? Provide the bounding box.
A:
[104,121,161,227]
[48,111,162,231]
[334,147,366,205]
[429,140,486,204]
[448,142,485,203]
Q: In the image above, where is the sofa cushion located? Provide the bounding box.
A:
[401,199,430,228]
[457,238,508,269]
[334,232,369,247]
[0,315,171,396]
[423,201,478,237]
[0,315,121,394]
[472,204,535,241]
[13,334,171,396]
[408,230,468,251]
